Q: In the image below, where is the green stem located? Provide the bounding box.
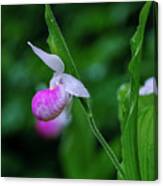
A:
[45,5,126,179]
[81,100,126,179]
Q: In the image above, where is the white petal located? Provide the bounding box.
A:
[139,77,158,96]
[27,41,64,73]
[61,73,90,98]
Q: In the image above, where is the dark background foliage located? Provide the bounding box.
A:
[1,2,155,179]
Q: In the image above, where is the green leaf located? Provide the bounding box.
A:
[118,85,158,180]
[137,95,158,180]
[117,83,130,180]
[45,5,78,76]
[118,2,151,180]
[117,83,130,131]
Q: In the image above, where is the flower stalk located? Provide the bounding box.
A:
[44,4,126,179]
[81,101,126,179]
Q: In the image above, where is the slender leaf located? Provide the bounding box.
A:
[119,2,151,180]
[117,83,130,131]
[45,5,78,76]
[137,95,157,180]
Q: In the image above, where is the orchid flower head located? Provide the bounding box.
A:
[28,41,90,98]
[28,41,90,122]
[139,77,158,96]
[32,84,70,121]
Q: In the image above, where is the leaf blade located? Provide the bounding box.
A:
[45,5,78,76]
[119,2,151,180]
[137,95,158,180]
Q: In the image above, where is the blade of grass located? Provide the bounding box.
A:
[45,4,125,179]
[138,95,157,180]
[121,1,151,180]
[45,4,78,76]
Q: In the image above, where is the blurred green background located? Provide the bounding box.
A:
[1,2,156,179]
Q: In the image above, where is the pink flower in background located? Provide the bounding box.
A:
[28,42,90,138]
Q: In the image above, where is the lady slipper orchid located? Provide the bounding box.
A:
[35,108,71,138]
[28,41,90,121]
[139,77,157,96]
[32,85,70,121]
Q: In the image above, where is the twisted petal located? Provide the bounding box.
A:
[27,41,64,73]
[139,77,158,96]
[61,73,90,98]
